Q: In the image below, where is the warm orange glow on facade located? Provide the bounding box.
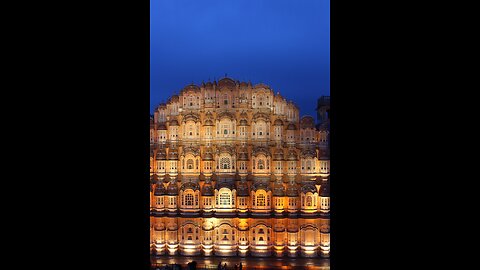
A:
[150,78,330,257]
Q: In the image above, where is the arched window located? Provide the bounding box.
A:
[306,196,312,207]
[224,94,228,105]
[258,159,265,170]
[187,159,194,170]
[219,189,231,206]
[188,125,193,136]
[257,194,265,206]
[185,193,194,205]
[221,157,230,169]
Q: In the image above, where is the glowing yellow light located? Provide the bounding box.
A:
[302,246,316,251]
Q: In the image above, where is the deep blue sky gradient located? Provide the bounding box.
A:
[151,0,329,119]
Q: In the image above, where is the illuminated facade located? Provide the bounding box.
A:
[150,78,330,257]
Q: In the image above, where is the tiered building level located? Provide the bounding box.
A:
[150,78,330,258]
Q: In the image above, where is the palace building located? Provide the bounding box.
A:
[150,78,330,258]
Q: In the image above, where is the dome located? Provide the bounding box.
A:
[168,150,178,160]
[169,119,179,126]
[157,123,167,130]
[154,222,166,231]
[237,180,249,197]
[204,82,213,88]
[251,181,271,192]
[239,119,248,126]
[239,81,248,88]
[150,173,158,183]
[287,150,298,161]
[273,148,284,161]
[183,113,200,123]
[301,148,316,159]
[155,150,166,160]
[254,83,270,89]
[204,119,214,126]
[170,95,179,101]
[274,92,284,100]
[215,179,236,190]
[286,183,299,197]
[201,182,214,196]
[154,181,166,196]
[183,84,200,92]
[273,223,285,232]
[287,223,299,233]
[272,182,285,196]
[238,152,249,161]
[287,123,297,130]
[300,116,315,129]
[218,77,236,88]
[181,181,200,191]
[274,119,283,126]
[167,181,178,195]
[301,183,317,194]
[217,111,235,121]
[203,152,214,161]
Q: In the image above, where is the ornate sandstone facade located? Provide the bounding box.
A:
[150,78,330,258]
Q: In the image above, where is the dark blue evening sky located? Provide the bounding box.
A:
[151,0,329,119]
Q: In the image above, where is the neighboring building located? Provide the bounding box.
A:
[316,96,330,129]
[316,96,330,149]
[150,78,330,258]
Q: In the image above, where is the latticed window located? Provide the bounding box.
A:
[258,126,263,136]
[185,193,194,205]
[306,196,312,207]
[258,159,265,170]
[187,159,194,170]
[257,194,265,206]
[221,157,230,169]
[219,192,231,205]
